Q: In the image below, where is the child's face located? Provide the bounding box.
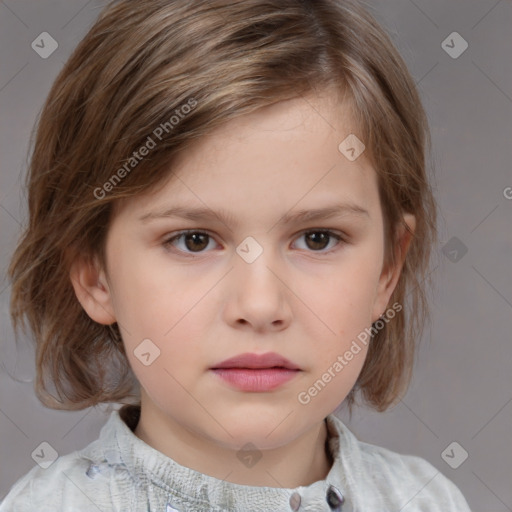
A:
[75,90,412,451]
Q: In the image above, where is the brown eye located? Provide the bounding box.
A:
[305,231,330,250]
[294,230,344,253]
[163,229,345,257]
[163,231,214,254]
[183,232,209,251]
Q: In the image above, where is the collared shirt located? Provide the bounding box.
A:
[0,405,471,511]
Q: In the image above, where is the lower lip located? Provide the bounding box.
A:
[210,368,300,391]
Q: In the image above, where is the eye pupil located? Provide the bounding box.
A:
[306,232,329,251]
[185,233,208,251]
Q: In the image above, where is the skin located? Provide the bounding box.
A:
[71,88,415,489]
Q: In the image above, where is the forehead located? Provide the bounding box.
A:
[114,90,380,224]
[178,89,355,164]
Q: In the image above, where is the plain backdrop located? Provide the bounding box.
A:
[1,1,511,510]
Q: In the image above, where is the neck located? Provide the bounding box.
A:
[133,403,333,488]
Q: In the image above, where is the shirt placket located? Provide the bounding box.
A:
[289,484,347,511]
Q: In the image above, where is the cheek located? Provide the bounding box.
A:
[119,287,207,407]
[299,255,381,335]
[110,254,212,373]
[107,247,196,332]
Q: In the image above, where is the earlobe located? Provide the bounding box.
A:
[69,254,116,325]
[372,213,416,322]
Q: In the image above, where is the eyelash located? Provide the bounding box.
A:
[162,229,347,257]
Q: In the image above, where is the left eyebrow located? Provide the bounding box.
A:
[138,202,370,228]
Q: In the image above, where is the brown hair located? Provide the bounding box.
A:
[8,0,437,414]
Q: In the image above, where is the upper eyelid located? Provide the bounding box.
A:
[163,228,347,250]
[164,227,347,239]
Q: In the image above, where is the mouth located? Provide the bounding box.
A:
[209,352,301,391]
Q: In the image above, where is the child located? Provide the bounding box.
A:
[2,0,472,510]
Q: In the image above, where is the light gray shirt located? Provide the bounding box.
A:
[0,405,471,511]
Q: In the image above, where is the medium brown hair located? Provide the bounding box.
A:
[9,0,437,414]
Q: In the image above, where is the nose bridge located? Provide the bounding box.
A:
[234,234,282,284]
[230,234,290,319]
[219,219,302,331]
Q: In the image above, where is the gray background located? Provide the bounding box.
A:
[1,0,511,510]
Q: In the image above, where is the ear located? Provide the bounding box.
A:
[69,253,116,325]
[371,213,416,323]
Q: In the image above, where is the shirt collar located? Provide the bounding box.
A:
[99,404,353,511]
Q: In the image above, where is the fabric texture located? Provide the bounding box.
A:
[0,405,471,511]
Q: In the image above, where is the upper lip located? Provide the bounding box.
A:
[210,352,301,370]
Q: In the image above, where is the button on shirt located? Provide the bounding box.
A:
[0,405,471,511]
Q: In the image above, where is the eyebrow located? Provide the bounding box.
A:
[138,202,370,228]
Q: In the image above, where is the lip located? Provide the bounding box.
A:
[210,352,301,392]
[210,352,301,370]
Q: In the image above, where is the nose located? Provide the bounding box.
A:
[224,240,292,333]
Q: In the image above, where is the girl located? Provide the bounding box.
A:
[2,0,471,510]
